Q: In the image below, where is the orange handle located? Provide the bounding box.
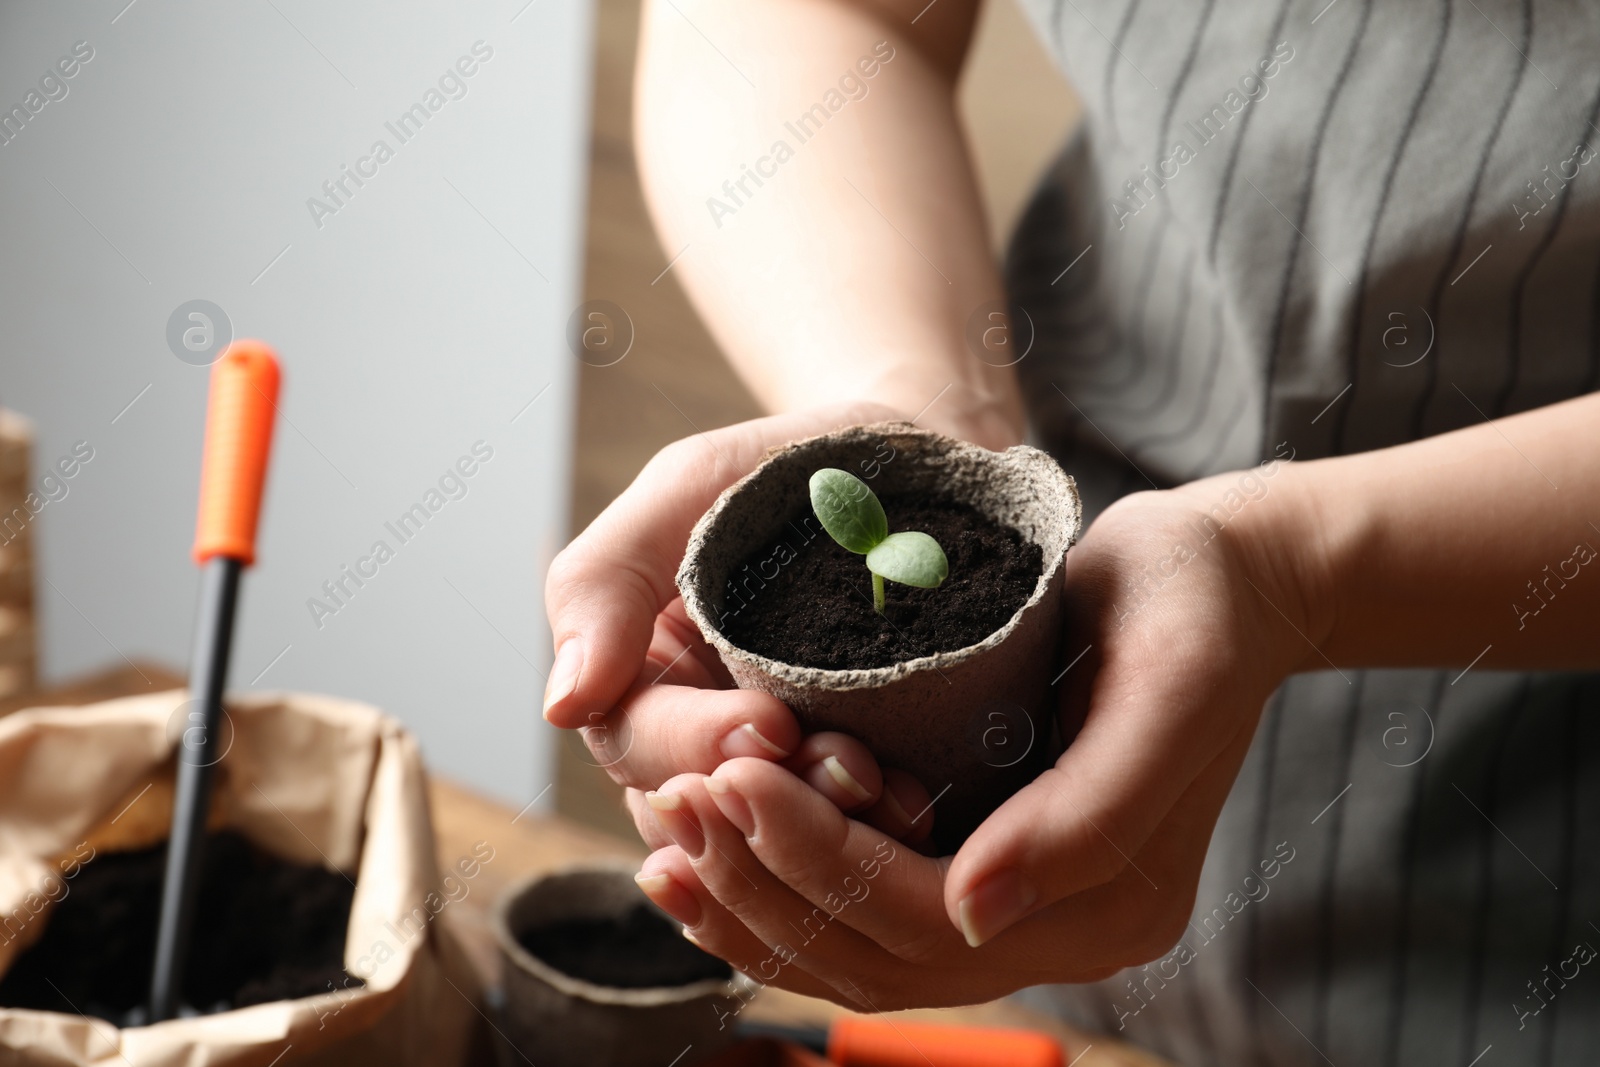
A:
[828,1018,1064,1067]
[192,340,280,565]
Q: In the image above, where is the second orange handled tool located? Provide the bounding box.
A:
[829,1017,1064,1067]
[739,1017,1065,1067]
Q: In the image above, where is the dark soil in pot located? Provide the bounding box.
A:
[720,493,1044,670]
[0,830,358,1024]
[517,901,730,990]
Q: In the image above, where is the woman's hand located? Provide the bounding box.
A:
[541,400,1013,843]
[622,391,1600,1008]
[628,472,1320,1008]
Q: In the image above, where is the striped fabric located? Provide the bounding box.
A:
[1003,0,1600,1062]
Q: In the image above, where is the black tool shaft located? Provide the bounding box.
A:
[149,556,241,1021]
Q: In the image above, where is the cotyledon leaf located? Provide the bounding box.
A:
[865,531,949,589]
[808,467,888,555]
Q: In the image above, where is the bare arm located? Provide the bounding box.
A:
[634,0,1025,448]
[1236,390,1600,672]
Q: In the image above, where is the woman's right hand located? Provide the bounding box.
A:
[541,401,939,843]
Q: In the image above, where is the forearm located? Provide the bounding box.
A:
[634,0,1024,447]
[1235,392,1600,673]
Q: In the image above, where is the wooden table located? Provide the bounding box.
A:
[3,667,1167,1067]
[431,777,1172,1066]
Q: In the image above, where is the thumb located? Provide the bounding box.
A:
[541,438,735,728]
[942,653,1250,947]
[542,403,898,728]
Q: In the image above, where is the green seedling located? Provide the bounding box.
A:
[809,468,948,615]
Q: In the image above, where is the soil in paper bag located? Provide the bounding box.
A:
[0,830,359,1024]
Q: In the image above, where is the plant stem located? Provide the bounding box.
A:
[872,571,885,615]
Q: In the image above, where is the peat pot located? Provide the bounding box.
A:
[677,421,1081,850]
[493,864,742,1067]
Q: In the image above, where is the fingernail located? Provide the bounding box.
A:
[957,868,1037,948]
[646,791,704,859]
[635,872,672,894]
[823,756,874,805]
[682,926,706,949]
[719,723,791,760]
[635,870,702,926]
[542,639,583,720]
[704,775,755,836]
[645,790,682,814]
[881,783,917,831]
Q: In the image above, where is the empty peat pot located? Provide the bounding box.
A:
[677,421,1082,851]
[494,864,740,1067]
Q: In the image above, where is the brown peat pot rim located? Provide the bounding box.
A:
[677,422,1081,689]
[491,862,733,1008]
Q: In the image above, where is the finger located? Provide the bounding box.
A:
[630,762,930,852]
[703,759,963,970]
[634,847,853,1005]
[542,403,898,728]
[581,680,798,790]
[626,787,675,852]
[860,768,934,847]
[644,772,898,1007]
[782,733,934,842]
[654,598,737,689]
[782,732,883,813]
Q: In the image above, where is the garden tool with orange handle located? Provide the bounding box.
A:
[148,340,281,1022]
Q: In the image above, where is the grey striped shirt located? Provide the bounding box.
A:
[1004,0,1599,1062]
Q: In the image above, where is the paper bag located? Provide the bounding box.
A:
[0,689,479,1066]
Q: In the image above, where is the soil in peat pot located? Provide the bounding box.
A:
[0,830,359,1024]
[518,903,731,989]
[721,493,1045,671]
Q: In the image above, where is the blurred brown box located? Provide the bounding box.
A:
[0,410,28,485]
[0,410,36,699]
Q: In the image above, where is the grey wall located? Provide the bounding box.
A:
[0,0,591,809]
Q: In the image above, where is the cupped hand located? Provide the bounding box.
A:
[541,401,944,840]
[631,475,1323,1008]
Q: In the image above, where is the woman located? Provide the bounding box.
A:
[543,1,1600,1061]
